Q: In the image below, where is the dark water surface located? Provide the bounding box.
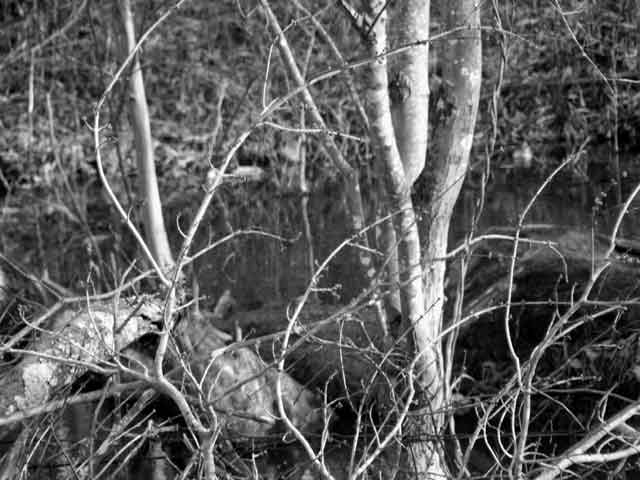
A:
[196,154,640,307]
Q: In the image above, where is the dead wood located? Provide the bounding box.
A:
[0,296,162,419]
[176,309,324,439]
[0,292,325,448]
[216,301,408,409]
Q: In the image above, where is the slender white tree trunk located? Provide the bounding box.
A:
[360,1,447,477]
[389,0,431,186]
[117,0,174,271]
[416,1,482,474]
[362,0,481,476]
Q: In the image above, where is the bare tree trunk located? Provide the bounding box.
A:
[389,0,430,186]
[359,1,447,477]
[420,0,481,365]
[416,0,481,474]
[382,0,431,348]
[117,0,174,271]
[360,0,481,476]
[378,212,401,316]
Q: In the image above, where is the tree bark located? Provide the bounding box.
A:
[117,0,174,271]
[0,292,325,478]
[420,1,481,357]
[361,0,481,476]
[360,1,447,477]
[0,297,161,419]
[389,0,431,187]
[416,0,481,474]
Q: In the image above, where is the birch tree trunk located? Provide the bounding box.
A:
[420,0,481,362]
[389,0,430,187]
[416,0,481,474]
[361,0,481,477]
[377,0,430,324]
[117,0,174,271]
[360,1,448,477]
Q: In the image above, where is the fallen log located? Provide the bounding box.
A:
[0,290,322,437]
[0,296,162,418]
[176,307,324,439]
[215,300,409,411]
